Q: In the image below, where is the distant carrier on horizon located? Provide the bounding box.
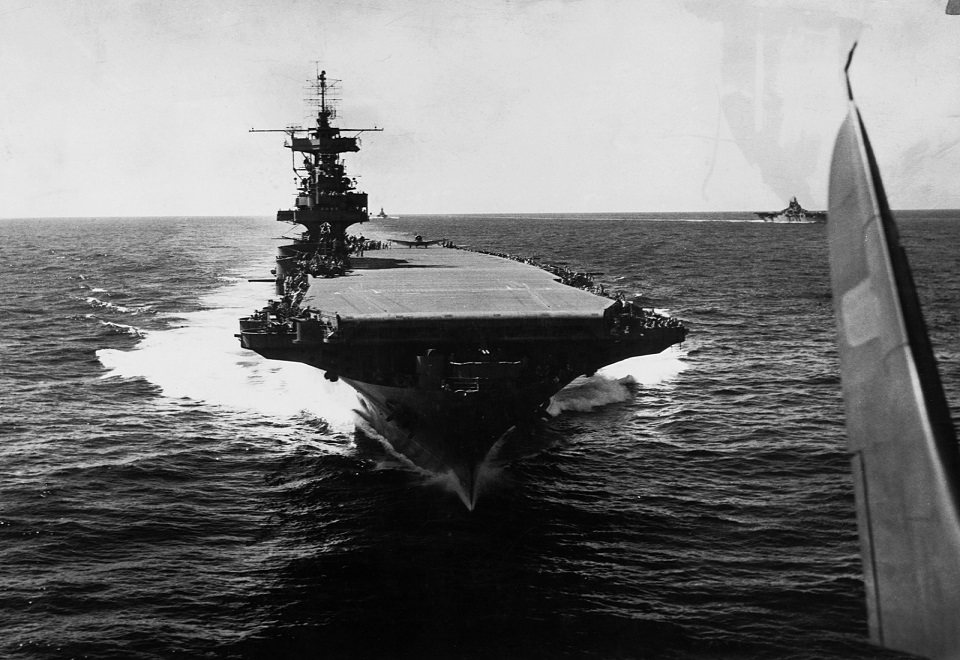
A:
[756,196,826,223]
[237,69,687,507]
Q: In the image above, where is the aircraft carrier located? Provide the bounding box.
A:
[237,70,687,506]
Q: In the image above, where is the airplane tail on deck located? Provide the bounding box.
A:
[827,51,960,658]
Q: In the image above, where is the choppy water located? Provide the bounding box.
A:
[2,212,958,659]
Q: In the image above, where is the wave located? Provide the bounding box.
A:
[547,375,635,415]
[353,420,477,507]
[598,344,688,384]
[84,296,154,315]
[86,296,130,312]
[98,320,146,337]
[547,345,688,415]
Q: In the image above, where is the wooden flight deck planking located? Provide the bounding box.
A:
[301,248,612,322]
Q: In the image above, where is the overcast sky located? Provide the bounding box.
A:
[1,0,958,217]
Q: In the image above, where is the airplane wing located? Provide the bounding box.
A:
[389,239,444,247]
[827,46,960,659]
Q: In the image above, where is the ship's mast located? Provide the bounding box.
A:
[318,68,328,130]
[250,69,381,241]
[309,70,343,203]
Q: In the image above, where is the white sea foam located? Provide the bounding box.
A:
[97,277,359,426]
[85,296,153,315]
[356,422,475,507]
[99,320,145,337]
[424,469,476,510]
[597,343,688,384]
[547,345,688,415]
[547,375,634,415]
[86,296,130,313]
[356,418,504,510]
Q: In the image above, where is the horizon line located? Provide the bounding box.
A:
[4,208,960,221]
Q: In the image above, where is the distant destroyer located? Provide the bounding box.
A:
[237,70,687,506]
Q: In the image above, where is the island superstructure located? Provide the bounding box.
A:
[246,70,379,282]
[238,70,687,506]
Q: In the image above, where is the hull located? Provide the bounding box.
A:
[759,213,824,223]
[240,255,685,506]
[240,246,686,505]
[345,376,561,507]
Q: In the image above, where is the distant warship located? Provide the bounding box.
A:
[757,196,826,223]
[237,70,687,507]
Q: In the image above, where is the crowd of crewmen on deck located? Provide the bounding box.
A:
[449,244,683,335]
[251,233,388,329]
[450,245,606,295]
[295,227,392,279]
[605,295,684,338]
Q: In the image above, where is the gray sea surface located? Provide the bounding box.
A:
[2,212,958,658]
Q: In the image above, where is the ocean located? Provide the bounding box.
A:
[2,211,957,659]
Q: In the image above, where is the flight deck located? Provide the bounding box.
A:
[302,247,612,321]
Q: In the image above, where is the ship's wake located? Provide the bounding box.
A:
[426,461,504,511]
[353,417,507,511]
